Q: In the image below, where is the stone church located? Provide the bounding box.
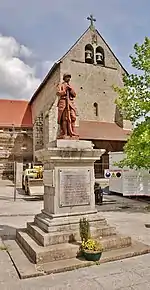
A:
[0,18,132,179]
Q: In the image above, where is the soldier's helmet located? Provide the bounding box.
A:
[63,73,71,80]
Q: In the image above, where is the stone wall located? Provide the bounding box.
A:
[34,113,44,151]
[0,128,33,179]
[47,98,58,143]
[60,28,125,125]
[35,98,58,149]
[61,60,123,123]
[31,66,60,151]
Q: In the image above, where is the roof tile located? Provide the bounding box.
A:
[79,121,131,141]
[0,99,32,128]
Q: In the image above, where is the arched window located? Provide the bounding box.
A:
[96,46,105,65]
[85,44,94,64]
[93,102,98,116]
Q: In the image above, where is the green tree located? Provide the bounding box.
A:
[114,37,150,169]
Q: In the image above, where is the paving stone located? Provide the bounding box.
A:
[4,240,43,279]
[0,250,18,282]
[0,254,150,289]
[130,283,150,290]
[95,270,146,289]
[133,268,150,281]
[5,238,150,280]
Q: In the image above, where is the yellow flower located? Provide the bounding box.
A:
[81,238,103,252]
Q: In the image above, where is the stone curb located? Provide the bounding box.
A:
[4,239,150,280]
[0,214,35,217]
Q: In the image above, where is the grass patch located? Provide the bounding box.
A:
[0,245,8,251]
[95,261,100,265]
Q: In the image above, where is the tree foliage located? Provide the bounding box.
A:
[114,37,150,169]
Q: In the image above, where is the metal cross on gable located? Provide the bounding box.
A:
[87,14,96,28]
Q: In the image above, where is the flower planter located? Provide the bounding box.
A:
[83,250,102,261]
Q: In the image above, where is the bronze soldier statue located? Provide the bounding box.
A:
[56,73,78,138]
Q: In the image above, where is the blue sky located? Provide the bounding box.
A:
[0,0,149,99]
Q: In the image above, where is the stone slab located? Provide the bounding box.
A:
[43,170,53,186]
[59,168,91,207]
[16,228,132,264]
[27,222,116,246]
[0,247,18,282]
[36,147,105,163]
[34,212,107,233]
[5,239,150,279]
[50,139,94,149]
[4,240,43,279]
[16,230,79,264]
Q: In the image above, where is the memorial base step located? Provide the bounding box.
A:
[27,222,116,246]
[16,228,131,265]
[34,212,108,233]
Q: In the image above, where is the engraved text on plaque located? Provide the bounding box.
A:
[59,169,91,207]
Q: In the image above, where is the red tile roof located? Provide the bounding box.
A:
[0,99,131,141]
[79,121,131,141]
[0,99,32,128]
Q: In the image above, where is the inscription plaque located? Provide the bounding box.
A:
[59,169,91,207]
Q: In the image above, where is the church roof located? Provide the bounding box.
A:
[30,26,128,105]
[0,99,32,128]
[79,121,131,141]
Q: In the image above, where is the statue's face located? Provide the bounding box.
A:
[64,76,71,83]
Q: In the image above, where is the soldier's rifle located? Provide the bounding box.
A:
[66,87,73,136]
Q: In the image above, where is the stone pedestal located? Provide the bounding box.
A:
[15,140,135,268]
[34,140,105,233]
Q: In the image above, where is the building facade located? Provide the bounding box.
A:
[0,23,132,179]
[0,100,33,179]
[30,24,132,177]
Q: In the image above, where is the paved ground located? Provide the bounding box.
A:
[0,181,150,289]
[99,194,150,212]
[0,251,150,290]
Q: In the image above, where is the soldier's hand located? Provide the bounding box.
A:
[66,84,71,91]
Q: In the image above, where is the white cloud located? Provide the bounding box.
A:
[0,34,41,100]
[41,60,54,75]
[34,59,54,80]
[0,34,33,59]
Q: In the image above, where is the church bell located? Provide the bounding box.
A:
[85,49,92,61]
[96,52,103,63]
